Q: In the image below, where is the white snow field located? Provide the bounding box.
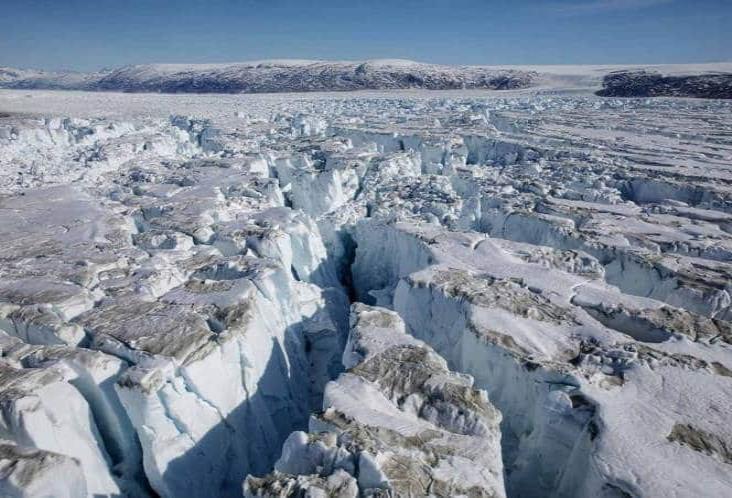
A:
[0,81,731,498]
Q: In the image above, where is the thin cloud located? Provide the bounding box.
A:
[546,0,674,15]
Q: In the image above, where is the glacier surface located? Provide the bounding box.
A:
[0,85,731,497]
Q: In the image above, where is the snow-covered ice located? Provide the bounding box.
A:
[245,303,504,497]
[0,83,731,497]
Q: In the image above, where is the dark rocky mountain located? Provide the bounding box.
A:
[597,70,732,99]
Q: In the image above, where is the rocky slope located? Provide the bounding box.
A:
[0,67,104,91]
[0,60,536,93]
[597,70,732,99]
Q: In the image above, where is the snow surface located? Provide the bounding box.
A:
[0,83,731,497]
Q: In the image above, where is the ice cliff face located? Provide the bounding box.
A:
[0,88,731,497]
[350,221,732,497]
[245,303,504,497]
[0,136,349,496]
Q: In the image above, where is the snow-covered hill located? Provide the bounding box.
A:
[97,59,540,93]
[0,59,536,93]
[3,60,732,97]
[0,67,104,90]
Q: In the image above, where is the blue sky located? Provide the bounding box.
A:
[1,0,730,71]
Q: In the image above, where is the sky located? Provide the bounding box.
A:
[1,0,730,71]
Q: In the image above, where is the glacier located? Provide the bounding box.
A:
[0,81,731,498]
